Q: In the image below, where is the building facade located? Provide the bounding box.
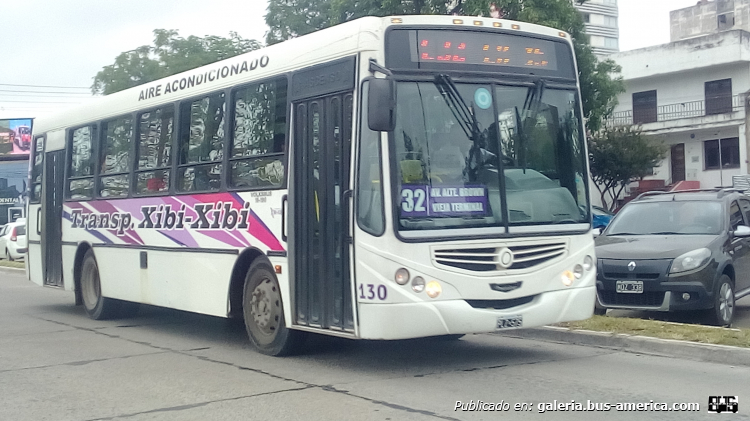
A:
[608,30,750,196]
[573,0,620,57]
[671,0,750,42]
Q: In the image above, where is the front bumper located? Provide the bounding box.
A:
[596,263,715,312]
[357,285,596,340]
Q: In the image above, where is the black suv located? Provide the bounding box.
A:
[594,189,750,326]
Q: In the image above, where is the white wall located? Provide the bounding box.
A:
[610,30,750,82]
[615,62,750,110]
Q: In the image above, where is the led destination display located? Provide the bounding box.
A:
[411,30,559,70]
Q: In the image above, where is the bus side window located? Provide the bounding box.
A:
[229,78,287,189]
[30,136,44,203]
[99,116,134,198]
[177,92,225,192]
[67,125,96,200]
[135,106,174,195]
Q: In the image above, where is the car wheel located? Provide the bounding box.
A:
[243,259,305,356]
[80,249,120,320]
[594,293,607,315]
[709,275,735,327]
[5,249,12,262]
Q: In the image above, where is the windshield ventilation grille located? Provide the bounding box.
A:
[433,242,566,272]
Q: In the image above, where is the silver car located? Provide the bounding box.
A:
[0,218,27,261]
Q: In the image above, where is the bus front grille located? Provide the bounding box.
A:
[432,242,566,272]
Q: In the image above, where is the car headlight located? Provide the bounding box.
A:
[669,248,711,274]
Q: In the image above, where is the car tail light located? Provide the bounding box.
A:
[10,227,17,242]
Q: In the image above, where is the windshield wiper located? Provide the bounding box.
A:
[433,74,487,181]
[514,79,546,173]
[434,74,476,139]
[650,231,683,235]
[608,232,642,236]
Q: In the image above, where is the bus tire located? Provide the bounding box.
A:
[80,249,120,320]
[242,259,304,356]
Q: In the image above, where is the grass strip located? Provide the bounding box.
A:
[556,315,750,348]
[0,260,24,269]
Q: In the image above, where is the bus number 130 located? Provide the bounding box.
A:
[359,284,387,300]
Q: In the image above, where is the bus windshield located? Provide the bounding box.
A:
[393,80,588,231]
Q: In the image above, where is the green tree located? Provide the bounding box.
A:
[588,126,667,212]
[265,0,624,132]
[92,30,261,95]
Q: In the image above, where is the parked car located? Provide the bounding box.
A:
[594,190,750,326]
[0,218,27,261]
[592,205,614,230]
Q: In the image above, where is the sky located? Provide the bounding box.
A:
[0,0,700,119]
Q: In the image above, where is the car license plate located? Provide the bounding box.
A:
[497,315,523,330]
[616,280,643,294]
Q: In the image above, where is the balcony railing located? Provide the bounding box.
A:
[608,94,745,126]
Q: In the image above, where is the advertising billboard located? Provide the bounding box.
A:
[0,118,33,156]
[0,161,27,224]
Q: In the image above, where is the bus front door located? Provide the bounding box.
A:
[292,93,354,332]
[41,150,64,287]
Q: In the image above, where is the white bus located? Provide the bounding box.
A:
[28,15,596,355]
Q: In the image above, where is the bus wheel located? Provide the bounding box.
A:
[242,259,304,356]
[80,249,120,320]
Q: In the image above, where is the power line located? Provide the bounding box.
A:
[0,83,90,90]
[0,89,94,96]
[0,100,85,104]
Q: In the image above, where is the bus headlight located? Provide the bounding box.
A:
[412,276,425,293]
[583,255,594,271]
[395,268,410,285]
[425,281,442,298]
[573,264,583,279]
[561,271,575,287]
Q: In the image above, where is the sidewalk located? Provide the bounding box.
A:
[498,326,750,367]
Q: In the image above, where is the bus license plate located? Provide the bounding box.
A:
[497,315,523,330]
[616,280,643,294]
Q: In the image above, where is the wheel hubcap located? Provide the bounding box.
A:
[718,283,734,324]
[251,278,280,337]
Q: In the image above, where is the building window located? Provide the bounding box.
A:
[604,16,618,27]
[604,37,619,48]
[632,90,657,124]
[704,138,740,170]
[718,13,735,30]
[582,13,590,23]
[705,78,732,115]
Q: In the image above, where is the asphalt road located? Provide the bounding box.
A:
[1,267,749,421]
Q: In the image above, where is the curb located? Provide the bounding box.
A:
[498,326,750,367]
[0,265,25,272]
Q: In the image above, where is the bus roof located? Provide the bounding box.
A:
[33,15,572,135]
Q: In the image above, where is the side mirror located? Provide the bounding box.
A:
[367,78,395,132]
[733,225,750,238]
[592,228,602,238]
